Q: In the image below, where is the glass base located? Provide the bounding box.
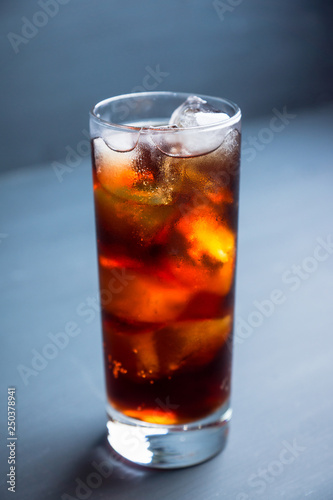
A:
[106,401,231,469]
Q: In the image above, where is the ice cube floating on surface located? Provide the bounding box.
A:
[169,96,230,128]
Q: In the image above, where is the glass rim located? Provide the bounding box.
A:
[90,91,241,133]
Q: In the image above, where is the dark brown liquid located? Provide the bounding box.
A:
[92,131,240,424]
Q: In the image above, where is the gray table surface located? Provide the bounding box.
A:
[1,105,333,500]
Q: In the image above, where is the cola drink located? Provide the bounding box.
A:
[90,92,241,466]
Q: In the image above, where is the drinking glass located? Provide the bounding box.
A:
[89,91,241,468]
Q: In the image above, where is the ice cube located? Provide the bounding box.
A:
[154,315,232,376]
[103,129,140,152]
[106,314,231,383]
[169,96,230,129]
[90,115,141,152]
[93,137,183,205]
[170,205,236,295]
[182,129,241,200]
[99,267,193,324]
[157,96,232,156]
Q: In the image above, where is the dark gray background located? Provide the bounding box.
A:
[1,0,333,171]
[1,1,333,499]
